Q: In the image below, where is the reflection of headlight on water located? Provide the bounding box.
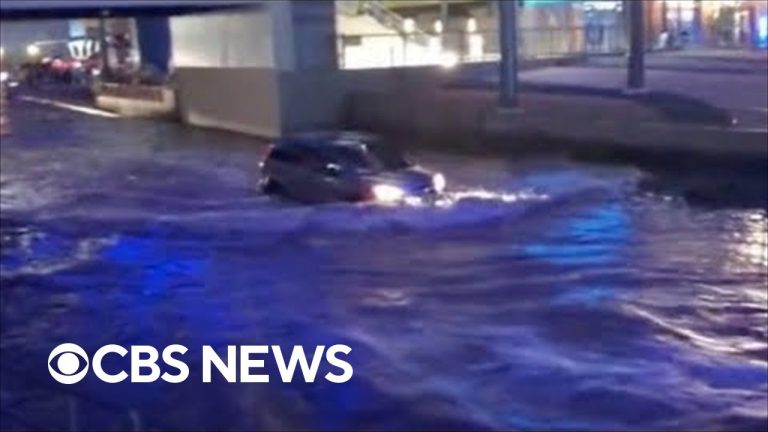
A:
[370,184,546,208]
[730,211,768,268]
[372,184,405,203]
[450,188,548,204]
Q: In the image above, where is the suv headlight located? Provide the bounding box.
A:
[433,173,446,193]
[372,184,405,203]
[0,72,8,83]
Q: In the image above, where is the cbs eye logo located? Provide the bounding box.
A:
[48,343,89,384]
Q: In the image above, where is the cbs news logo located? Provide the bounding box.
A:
[48,343,353,384]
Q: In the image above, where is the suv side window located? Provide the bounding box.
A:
[301,147,333,172]
[326,146,370,170]
[270,147,302,164]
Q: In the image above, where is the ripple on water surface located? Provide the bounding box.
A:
[1,111,766,430]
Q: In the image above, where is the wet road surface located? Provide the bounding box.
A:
[1,100,766,431]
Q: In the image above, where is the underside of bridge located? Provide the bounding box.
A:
[0,0,259,19]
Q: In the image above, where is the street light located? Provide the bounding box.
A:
[467,17,478,33]
[403,18,415,34]
[26,44,41,58]
[434,20,444,34]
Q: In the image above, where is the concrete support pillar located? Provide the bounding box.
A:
[136,16,171,74]
[98,12,111,78]
[627,0,646,92]
[171,0,339,137]
[693,0,703,44]
[498,0,519,108]
[272,0,339,133]
[440,1,449,27]
[283,0,337,71]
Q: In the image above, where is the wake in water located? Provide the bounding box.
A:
[2,101,765,430]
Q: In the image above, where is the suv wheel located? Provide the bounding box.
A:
[261,177,282,195]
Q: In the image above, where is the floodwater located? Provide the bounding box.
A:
[1,101,766,431]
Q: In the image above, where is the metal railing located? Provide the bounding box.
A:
[338,25,627,69]
[338,0,432,47]
[361,0,431,46]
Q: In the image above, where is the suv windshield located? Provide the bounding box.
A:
[365,144,409,170]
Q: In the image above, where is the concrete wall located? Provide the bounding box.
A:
[169,3,284,136]
[170,8,277,69]
[276,65,449,133]
[174,67,282,137]
[172,61,461,138]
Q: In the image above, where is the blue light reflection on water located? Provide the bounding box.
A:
[523,202,631,268]
[3,179,766,430]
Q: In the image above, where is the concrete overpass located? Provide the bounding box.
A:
[0,0,263,19]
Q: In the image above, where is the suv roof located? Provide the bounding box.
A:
[277,131,379,150]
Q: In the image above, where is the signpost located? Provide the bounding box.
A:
[499,0,520,108]
[627,0,645,92]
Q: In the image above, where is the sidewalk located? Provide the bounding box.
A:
[348,51,768,169]
[452,49,768,130]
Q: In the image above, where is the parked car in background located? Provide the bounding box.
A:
[0,69,20,99]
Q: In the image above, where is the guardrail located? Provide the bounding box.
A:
[94,82,176,117]
[97,82,167,102]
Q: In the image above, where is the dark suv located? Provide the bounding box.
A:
[260,132,445,204]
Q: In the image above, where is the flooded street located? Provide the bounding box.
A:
[1,101,766,431]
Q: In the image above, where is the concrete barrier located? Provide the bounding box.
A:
[95,83,176,118]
